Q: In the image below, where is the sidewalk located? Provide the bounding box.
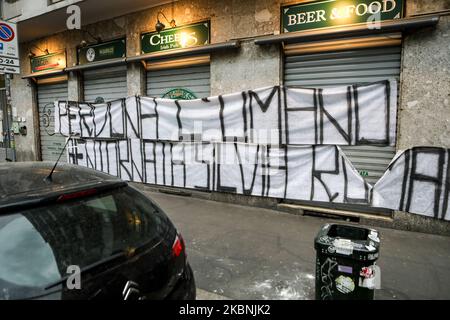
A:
[136,185,450,300]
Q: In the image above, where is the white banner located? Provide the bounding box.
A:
[56,81,397,146]
[67,140,371,205]
[373,147,450,221]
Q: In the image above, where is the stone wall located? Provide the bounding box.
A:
[9,76,36,162]
[211,41,280,96]
[406,0,450,16]
[398,15,450,149]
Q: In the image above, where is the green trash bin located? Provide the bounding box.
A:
[314,224,381,300]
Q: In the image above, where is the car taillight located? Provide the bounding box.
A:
[57,188,97,202]
[172,234,184,258]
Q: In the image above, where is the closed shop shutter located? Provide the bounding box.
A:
[284,46,401,186]
[146,64,211,98]
[83,65,127,103]
[37,82,68,162]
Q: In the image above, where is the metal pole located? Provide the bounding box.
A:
[4,74,15,161]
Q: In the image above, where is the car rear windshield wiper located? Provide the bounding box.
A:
[44,237,164,291]
[44,250,127,291]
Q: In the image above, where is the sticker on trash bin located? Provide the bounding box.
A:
[335,275,355,294]
[333,239,354,255]
[368,231,380,243]
[338,265,353,274]
[359,265,381,289]
[368,253,379,260]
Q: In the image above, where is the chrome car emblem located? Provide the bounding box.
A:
[122,281,141,300]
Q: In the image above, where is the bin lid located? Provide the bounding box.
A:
[314,224,380,261]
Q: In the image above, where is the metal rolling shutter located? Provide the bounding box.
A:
[83,65,127,103]
[284,46,401,186]
[37,82,68,162]
[146,64,211,98]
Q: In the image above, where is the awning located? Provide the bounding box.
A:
[22,41,240,78]
[255,15,440,45]
[65,57,126,72]
[22,69,66,79]
[127,40,241,63]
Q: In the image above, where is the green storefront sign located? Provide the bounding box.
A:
[162,88,197,100]
[282,0,404,33]
[141,22,210,54]
[78,39,126,64]
[30,51,66,73]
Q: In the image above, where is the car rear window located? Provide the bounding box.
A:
[0,186,173,300]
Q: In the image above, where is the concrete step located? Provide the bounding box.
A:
[277,203,394,223]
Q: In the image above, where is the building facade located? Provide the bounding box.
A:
[2,0,450,234]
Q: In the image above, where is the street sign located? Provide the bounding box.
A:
[0,23,15,42]
[0,20,19,74]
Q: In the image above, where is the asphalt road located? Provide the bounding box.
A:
[138,186,450,300]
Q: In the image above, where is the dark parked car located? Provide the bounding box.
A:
[0,162,195,300]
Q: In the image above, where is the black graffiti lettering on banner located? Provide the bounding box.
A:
[354,80,391,146]
[142,140,157,184]
[140,96,159,140]
[341,156,369,204]
[118,139,144,182]
[124,97,141,139]
[99,139,118,174]
[219,95,226,142]
[235,143,260,196]
[242,91,249,143]
[260,145,269,197]
[286,88,348,145]
[284,81,392,147]
[285,88,351,145]
[68,138,118,175]
[111,99,126,138]
[162,142,167,185]
[311,146,339,202]
[95,102,111,138]
[284,145,289,199]
[65,101,79,136]
[172,142,186,188]
[346,86,353,146]
[442,149,450,220]
[58,83,396,146]
[398,148,410,213]
[57,101,74,136]
[80,103,95,137]
[248,86,282,145]
[217,93,250,143]
[284,87,316,145]
[67,138,380,213]
[68,139,83,164]
[215,143,238,194]
[175,100,183,141]
[318,89,351,145]
[263,145,288,198]
[404,147,446,219]
[193,142,211,191]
